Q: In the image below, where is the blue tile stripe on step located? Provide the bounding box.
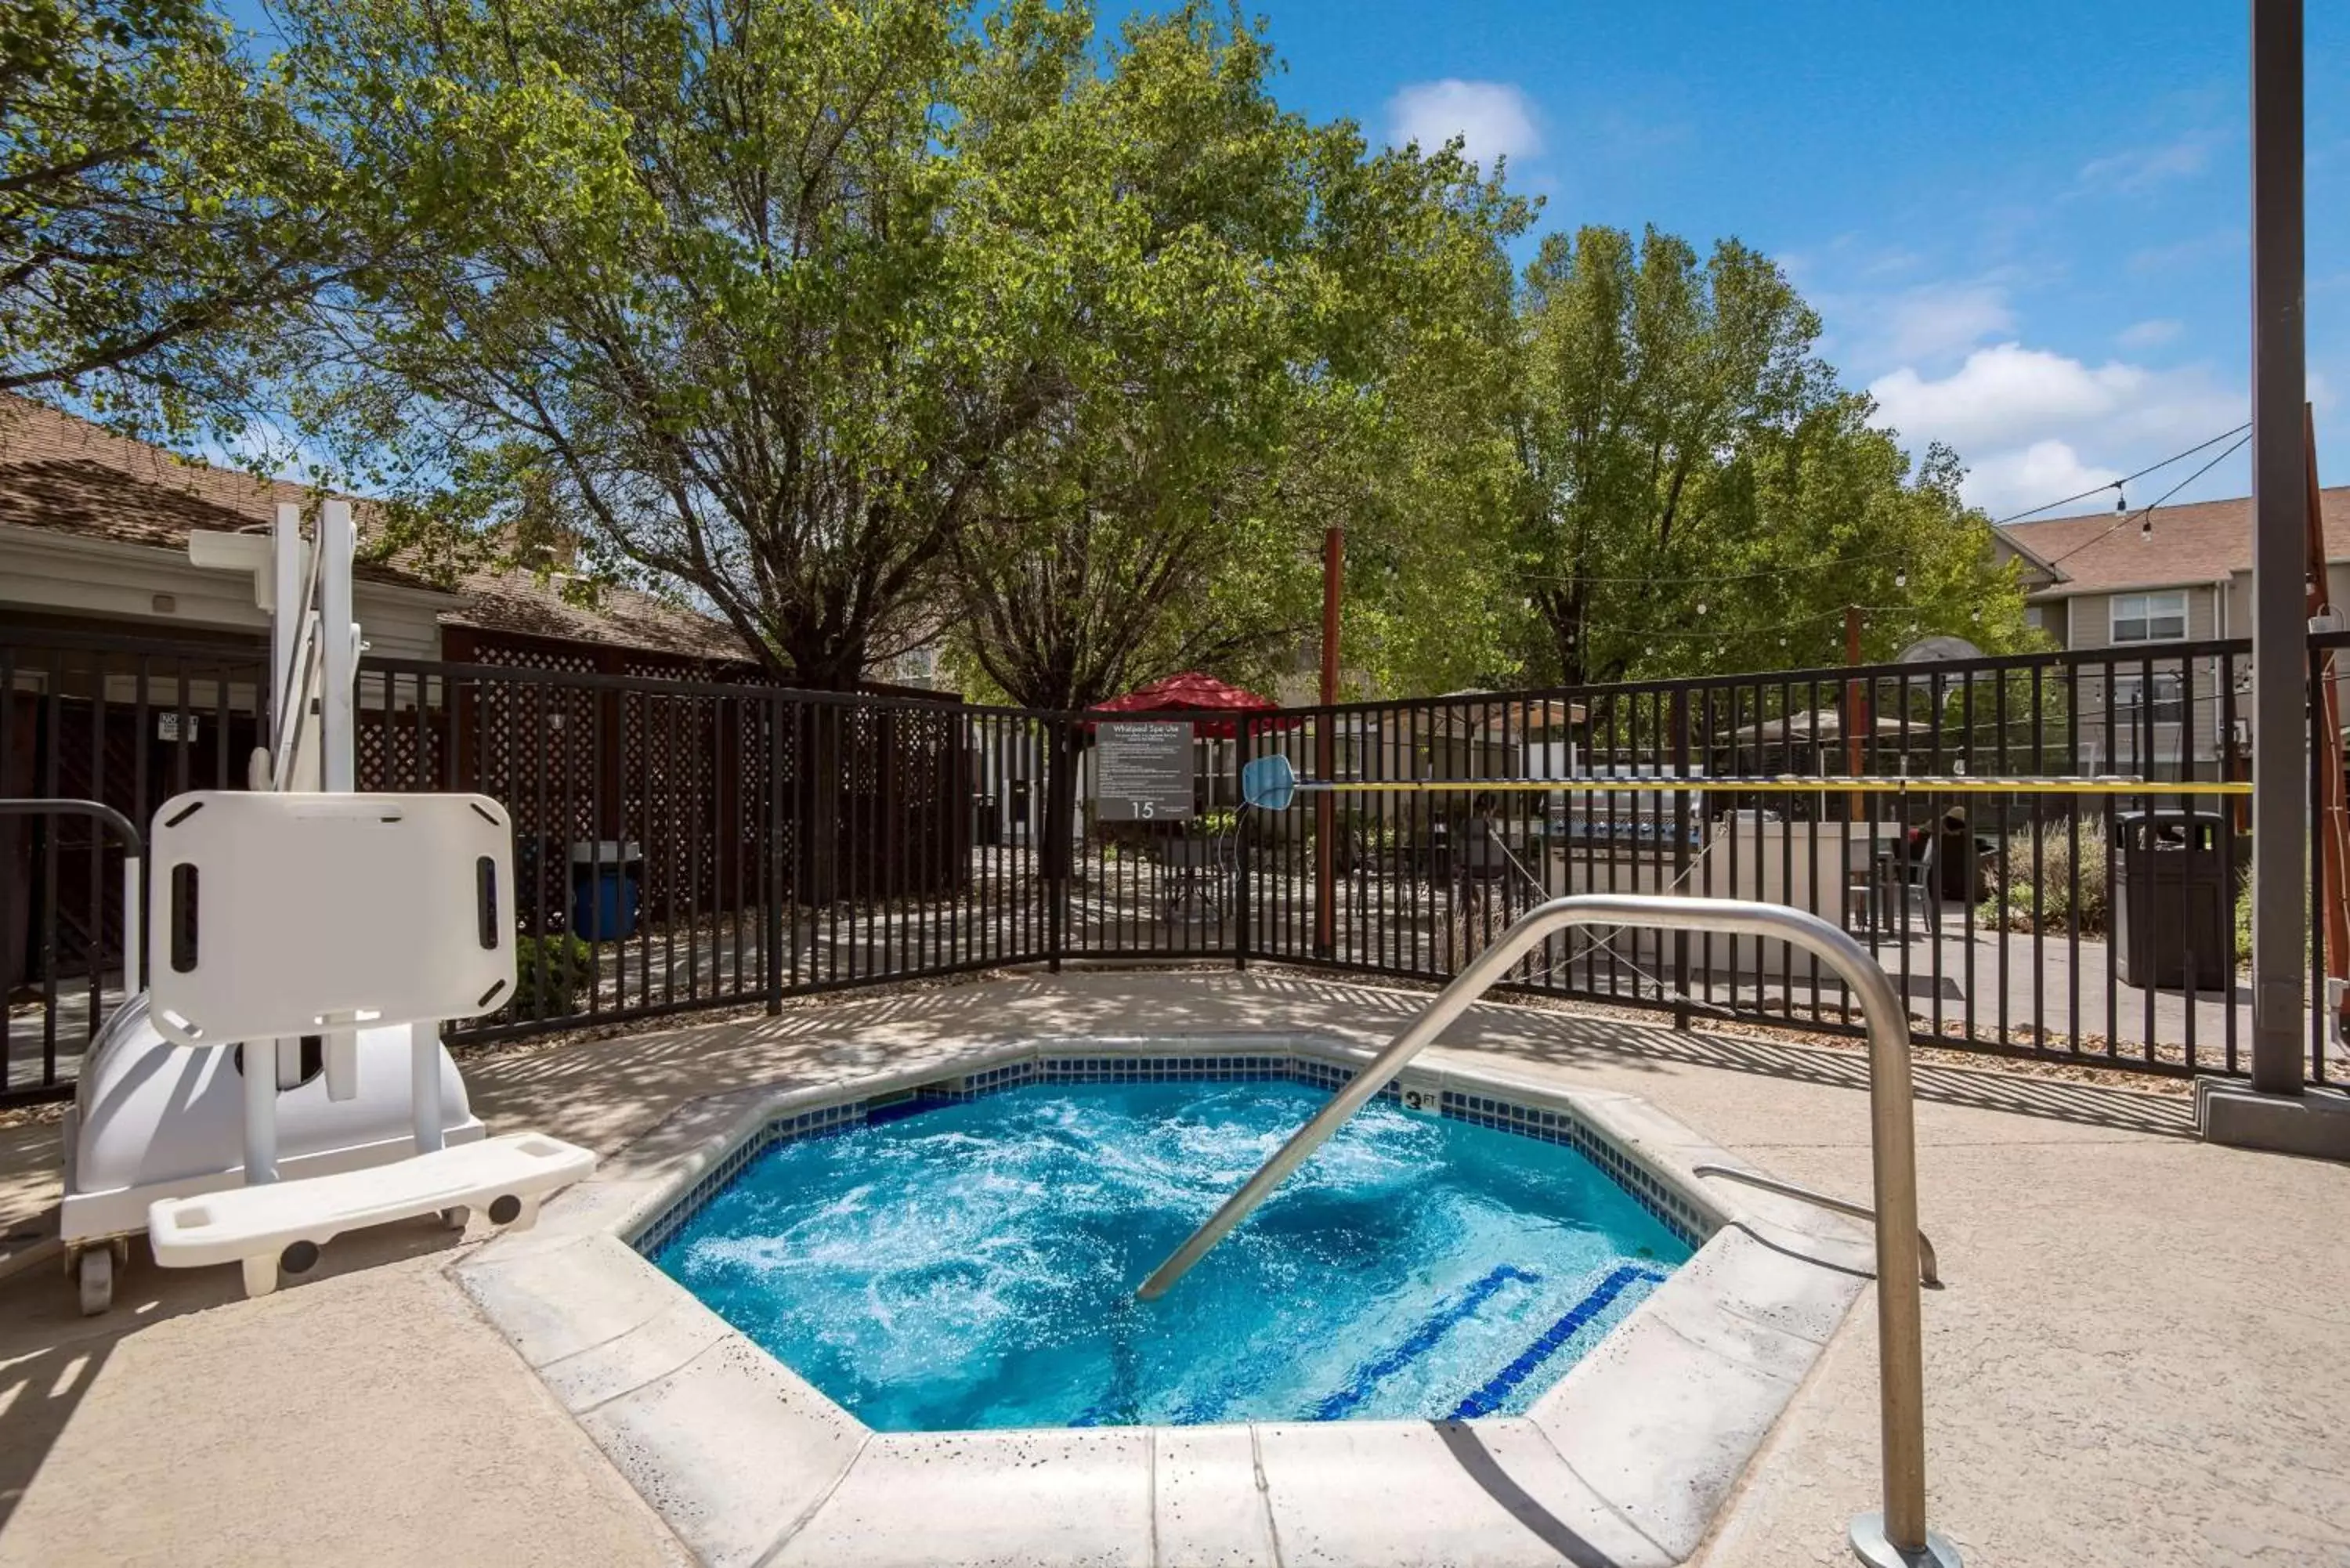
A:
[1311,1264,1542,1419]
[1448,1263,1670,1419]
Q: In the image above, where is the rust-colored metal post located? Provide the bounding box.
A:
[1845,605,1867,818]
[2302,403,2349,1024]
[1316,527,1343,956]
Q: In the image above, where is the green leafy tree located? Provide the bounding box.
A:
[276,0,1098,688]
[1295,139,1531,699]
[1508,224,2026,686]
[941,9,1321,711]
[940,13,1531,712]
[2,0,368,441]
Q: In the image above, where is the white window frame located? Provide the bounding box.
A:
[2110,590,2188,644]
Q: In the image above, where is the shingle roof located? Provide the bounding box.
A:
[0,399,443,594]
[0,394,754,662]
[1999,484,2350,595]
[443,568,750,663]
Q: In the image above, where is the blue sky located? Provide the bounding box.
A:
[217,1,2346,522]
[1226,0,2349,520]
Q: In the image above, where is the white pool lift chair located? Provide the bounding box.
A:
[52,498,593,1311]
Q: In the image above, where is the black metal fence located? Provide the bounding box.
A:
[7,626,2340,1104]
[1241,638,2279,1082]
[4,631,269,1099]
[354,658,1065,1036]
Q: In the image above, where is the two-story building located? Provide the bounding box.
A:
[1994,484,2350,778]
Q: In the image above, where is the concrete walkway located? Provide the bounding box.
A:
[1,972,2345,1566]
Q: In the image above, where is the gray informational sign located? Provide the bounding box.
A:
[1094,721,1194,822]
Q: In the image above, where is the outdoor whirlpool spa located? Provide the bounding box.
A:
[457,1036,1873,1567]
[653,1066,1691,1429]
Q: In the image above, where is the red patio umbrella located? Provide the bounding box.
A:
[1087,670,1298,739]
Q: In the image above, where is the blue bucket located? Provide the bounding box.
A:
[572,865,641,941]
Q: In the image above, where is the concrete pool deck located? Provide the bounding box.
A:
[1,970,2345,1566]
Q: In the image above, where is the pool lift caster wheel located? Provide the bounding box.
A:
[243,1238,323,1298]
[485,1193,537,1231]
[73,1238,128,1317]
[439,1206,472,1232]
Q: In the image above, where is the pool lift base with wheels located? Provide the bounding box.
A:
[48,500,593,1313]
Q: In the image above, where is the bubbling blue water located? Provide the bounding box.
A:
[653,1081,1689,1431]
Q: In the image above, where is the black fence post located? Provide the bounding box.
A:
[765,692,786,1014]
[1670,688,1692,1031]
[1046,717,1071,973]
[1235,717,1251,970]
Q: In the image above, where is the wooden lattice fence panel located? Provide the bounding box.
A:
[464,645,600,930]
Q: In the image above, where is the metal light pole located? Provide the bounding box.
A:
[2249,0,2308,1095]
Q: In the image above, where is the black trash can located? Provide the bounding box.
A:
[1007,778,1032,841]
[2112,811,2243,992]
[1455,816,1511,886]
[973,792,1002,847]
[1912,807,1986,902]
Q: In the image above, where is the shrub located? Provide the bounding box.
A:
[2234,876,2251,967]
[511,931,596,1019]
[1976,822,2110,937]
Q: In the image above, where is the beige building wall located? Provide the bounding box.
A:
[2034,583,2228,775]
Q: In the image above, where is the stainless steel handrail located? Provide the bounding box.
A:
[1133,892,1959,1568]
[1692,1162,1941,1288]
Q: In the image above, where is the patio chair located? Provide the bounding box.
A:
[1157,832,1227,924]
[1871,829,1941,935]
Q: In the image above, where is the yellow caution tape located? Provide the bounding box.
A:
[1300,776,2251,797]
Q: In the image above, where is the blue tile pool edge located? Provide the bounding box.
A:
[627,1046,1715,1262]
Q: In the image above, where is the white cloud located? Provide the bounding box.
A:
[1856,247,1923,280]
[1871,343,2229,452]
[1960,441,2121,517]
[1867,342,2246,515]
[2127,228,2238,273]
[1386,80,1542,171]
[2116,317,2182,350]
[1870,345,2138,452]
[1808,274,2023,378]
[1875,282,2016,363]
[2078,131,2218,193]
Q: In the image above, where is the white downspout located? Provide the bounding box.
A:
[271,504,302,750]
[320,498,357,793]
[317,499,365,1101]
[270,504,312,1093]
